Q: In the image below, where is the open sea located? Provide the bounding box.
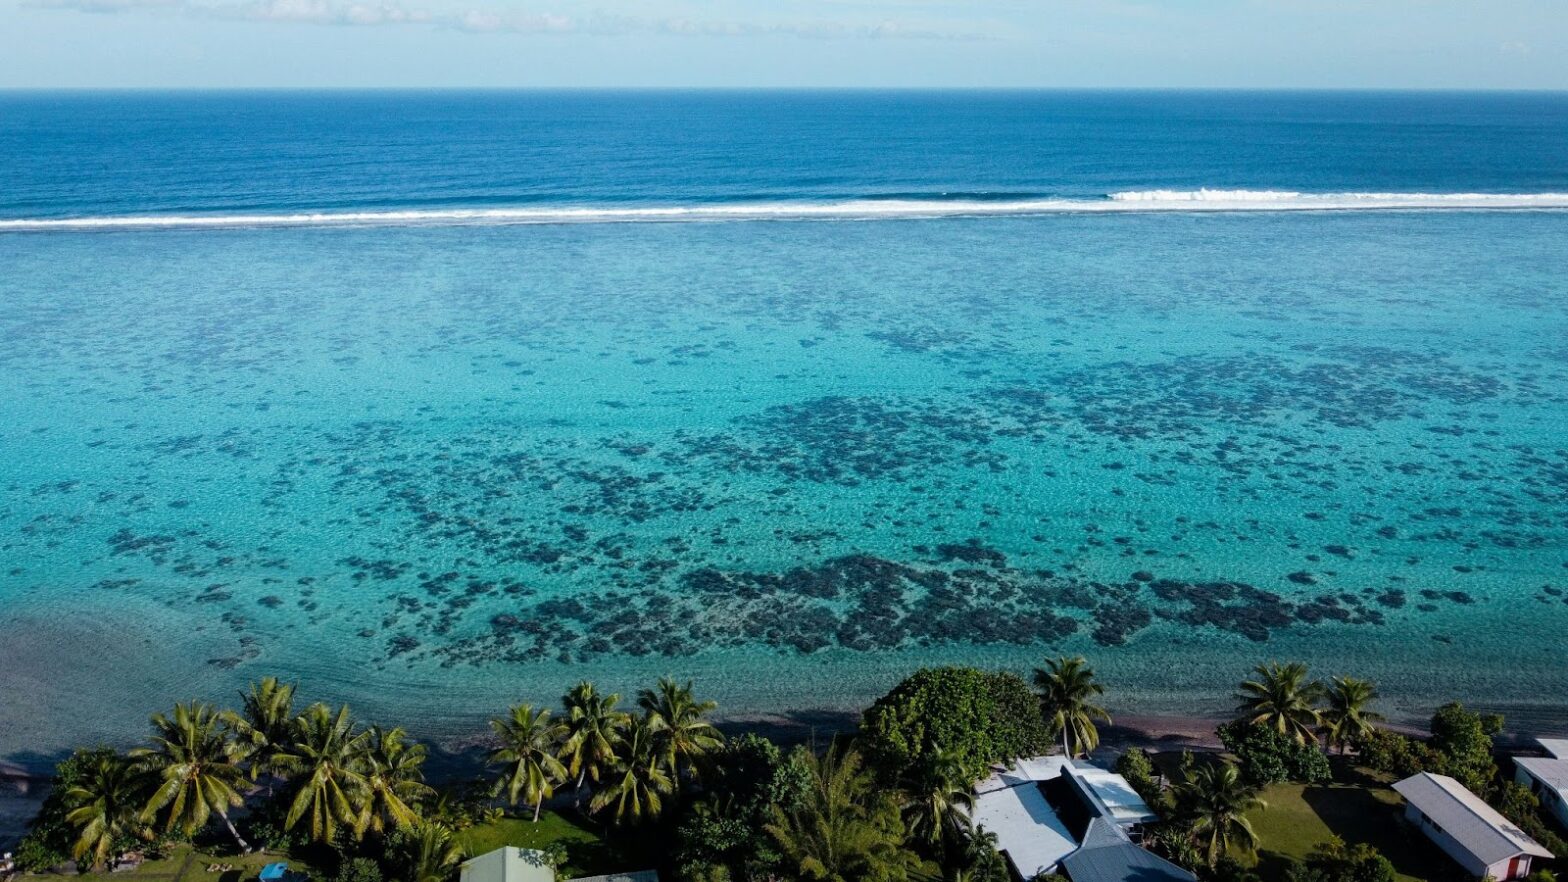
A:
[2,90,1568,771]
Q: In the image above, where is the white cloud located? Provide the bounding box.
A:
[25,0,993,39]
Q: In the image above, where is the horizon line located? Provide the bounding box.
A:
[4,85,1568,94]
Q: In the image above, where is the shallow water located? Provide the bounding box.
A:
[2,210,1566,766]
[3,91,1568,769]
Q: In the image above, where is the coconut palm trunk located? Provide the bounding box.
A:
[220,811,249,852]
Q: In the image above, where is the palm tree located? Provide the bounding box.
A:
[1235,661,1323,745]
[489,704,567,822]
[224,677,297,788]
[901,748,974,848]
[398,822,466,882]
[131,703,251,851]
[1034,657,1112,758]
[1174,761,1265,865]
[279,703,371,843]
[559,682,629,803]
[1321,676,1384,753]
[637,677,723,780]
[357,725,433,836]
[949,828,1008,882]
[63,753,148,870]
[766,745,922,882]
[589,715,674,827]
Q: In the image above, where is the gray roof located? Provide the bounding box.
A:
[1537,738,1568,760]
[1061,819,1198,882]
[1515,757,1568,793]
[1393,773,1553,863]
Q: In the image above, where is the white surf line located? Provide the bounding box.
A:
[3,191,1568,232]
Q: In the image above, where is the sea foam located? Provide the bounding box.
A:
[3,191,1568,232]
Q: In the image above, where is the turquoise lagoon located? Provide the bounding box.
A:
[2,209,1567,766]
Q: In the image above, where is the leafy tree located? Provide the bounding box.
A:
[985,672,1052,761]
[900,747,974,853]
[1034,657,1111,758]
[279,702,371,843]
[591,714,675,826]
[1114,749,1164,809]
[1217,721,1330,786]
[62,753,149,870]
[489,704,568,822]
[559,682,629,802]
[638,677,724,781]
[1173,761,1265,866]
[1428,702,1500,795]
[863,667,1045,783]
[766,746,925,882]
[224,676,298,788]
[675,734,811,882]
[131,702,251,851]
[1492,782,1568,855]
[1352,729,1435,779]
[1235,662,1323,746]
[357,726,432,836]
[1320,677,1383,754]
[15,748,126,871]
[386,822,466,882]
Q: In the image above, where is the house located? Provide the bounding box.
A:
[972,757,1191,882]
[1514,738,1568,829]
[1061,819,1196,882]
[460,848,657,882]
[1393,773,1552,880]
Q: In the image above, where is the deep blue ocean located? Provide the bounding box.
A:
[2,91,1567,769]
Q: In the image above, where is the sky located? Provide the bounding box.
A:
[1,0,1566,89]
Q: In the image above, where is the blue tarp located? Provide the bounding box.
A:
[259,863,288,881]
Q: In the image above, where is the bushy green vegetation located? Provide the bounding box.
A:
[1218,721,1331,787]
[860,667,1050,783]
[14,655,1557,882]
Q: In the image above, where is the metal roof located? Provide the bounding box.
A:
[459,848,557,882]
[1061,819,1197,882]
[1067,765,1160,826]
[972,780,1079,877]
[1537,738,1568,760]
[1393,773,1554,863]
[1515,757,1568,793]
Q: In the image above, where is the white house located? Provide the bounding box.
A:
[1393,773,1552,880]
[972,756,1187,882]
[460,848,657,882]
[1514,738,1568,829]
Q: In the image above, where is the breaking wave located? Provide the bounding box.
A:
[4,190,1568,232]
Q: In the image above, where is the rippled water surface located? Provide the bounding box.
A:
[2,92,1567,767]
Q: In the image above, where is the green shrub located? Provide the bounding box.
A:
[1115,748,1164,807]
[1288,839,1395,882]
[1354,729,1435,778]
[335,857,384,882]
[1217,721,1330,785]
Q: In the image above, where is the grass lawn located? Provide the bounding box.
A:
[1243,768,1452,882]
[456,811,634,878]
[66,845,310,882]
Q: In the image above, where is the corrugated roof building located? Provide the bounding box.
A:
[1393,773,1551,880]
